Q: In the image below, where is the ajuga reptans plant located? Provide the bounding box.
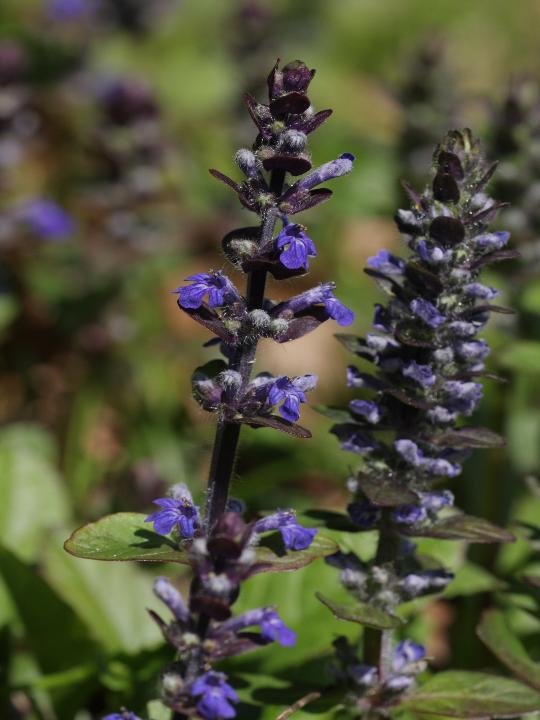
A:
[318,130,540,718]
[65,59,354,719]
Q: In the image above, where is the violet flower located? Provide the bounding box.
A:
[190,672,239,720]
[276,223,317,270]
[145,484,200,538]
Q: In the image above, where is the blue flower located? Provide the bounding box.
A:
[295,153,355,190]
[254,510,317,550]
[443,381,483,415]
[174,272,241,310]
[464,283,500,300]
[349,399,381,424]
[392,640,426,672]
[190,672,239,720]
[153,577,189,623]
[419,490,454,512]
[102,713,141,720]
[276,223,317,270]
[260,610,296,646]
[267,374,317,422]
[145,486,200,537]
[281,283,354,327]
[402,361,436,388]
[410,298,445,328]
[367,250,405,275]
[472,231,510,251]
[20,199,73,239]
[392,504,427,525]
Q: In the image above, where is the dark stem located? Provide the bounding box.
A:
[363,510,400,678]
[204,171,285,532]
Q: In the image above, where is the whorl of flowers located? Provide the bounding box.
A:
[325,129,514,710]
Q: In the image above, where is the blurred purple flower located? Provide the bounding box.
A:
[190,672,239,720]
[20,199,74,239]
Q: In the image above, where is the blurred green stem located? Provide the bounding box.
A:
[204,171,284,531]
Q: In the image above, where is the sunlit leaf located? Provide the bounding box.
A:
[64,513,190,564]
[253,534,339,574]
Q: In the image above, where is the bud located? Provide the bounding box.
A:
[248,309,271,330]
[235,148,258,177]
[269,318,289,338]
[279,129,307,152]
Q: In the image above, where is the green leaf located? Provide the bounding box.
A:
[64,513,190,564]
[315,592,402,630]
[253,534,339,573]
[45,533,163,654]
[499,341,540,375]
[147,699,172,720]
[443,563,506,599]
[399,671,540,718]
[313,405,352,423]
[477,609,540,691]
[402,514,515,543]
[0,424,70,561]
[334,333,365,355]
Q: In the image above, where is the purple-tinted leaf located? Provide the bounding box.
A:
[427,427,506,449]
[405,261,444,294]
[64,513,190,563]
[401,179,423,209]
[399,671,540,718]
[295,108,333,134]
[280,188,333,215]
[209,168,242,193]
[469,249,521,270]
[276,314,327,343]
[252,534,338,574]
[437,150,464,180]
[243,93,273,138]
[262,152,312,176]
[233,414,312,439]
[383,387,433,410]
[180,304,238,344]
[471,161,499,194]
[464,201,508,226]
[462,304,515,318]
[429,216,465,245]
[477,609,540,691]
[356,472,418,507]
[315,592,402,630]
[270,91,311,115]
[402,514,515,543]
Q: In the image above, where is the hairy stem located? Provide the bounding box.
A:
[204,171,284,532]
[363,510,400,678]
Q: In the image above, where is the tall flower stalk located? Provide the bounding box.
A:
[65,59,354,719]
[319,129,525,716]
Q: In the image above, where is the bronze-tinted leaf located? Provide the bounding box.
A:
[437,150,464,180]
[402,514,515,543]
[383,387,432,410]
[356,472,418,507]
[315,592,402,630]
[427,427,506,449]
[469,248,520,270]
[233,414,311,439]
[429,216,465,246]
[252,534,338,574]
[433,171,460,203]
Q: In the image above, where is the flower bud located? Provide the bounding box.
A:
[235,148,258,177]
[279,129,307,152]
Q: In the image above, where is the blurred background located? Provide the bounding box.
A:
[2,0,540,718]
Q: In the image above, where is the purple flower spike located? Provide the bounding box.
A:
[20,199,74,239]
[145,488,200,538]
[190,672,239,720]
[410,298,445,328]
[260,610,296,646]
[267,374,317,422]
[276,223,317,270]
[174,272,241,310]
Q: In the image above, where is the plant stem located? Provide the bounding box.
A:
[204,170,285,532]
[363,509,400,678]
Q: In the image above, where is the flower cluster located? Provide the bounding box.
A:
[143,483,316,718]
[322,129,513,709]
[332,637,427,711]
